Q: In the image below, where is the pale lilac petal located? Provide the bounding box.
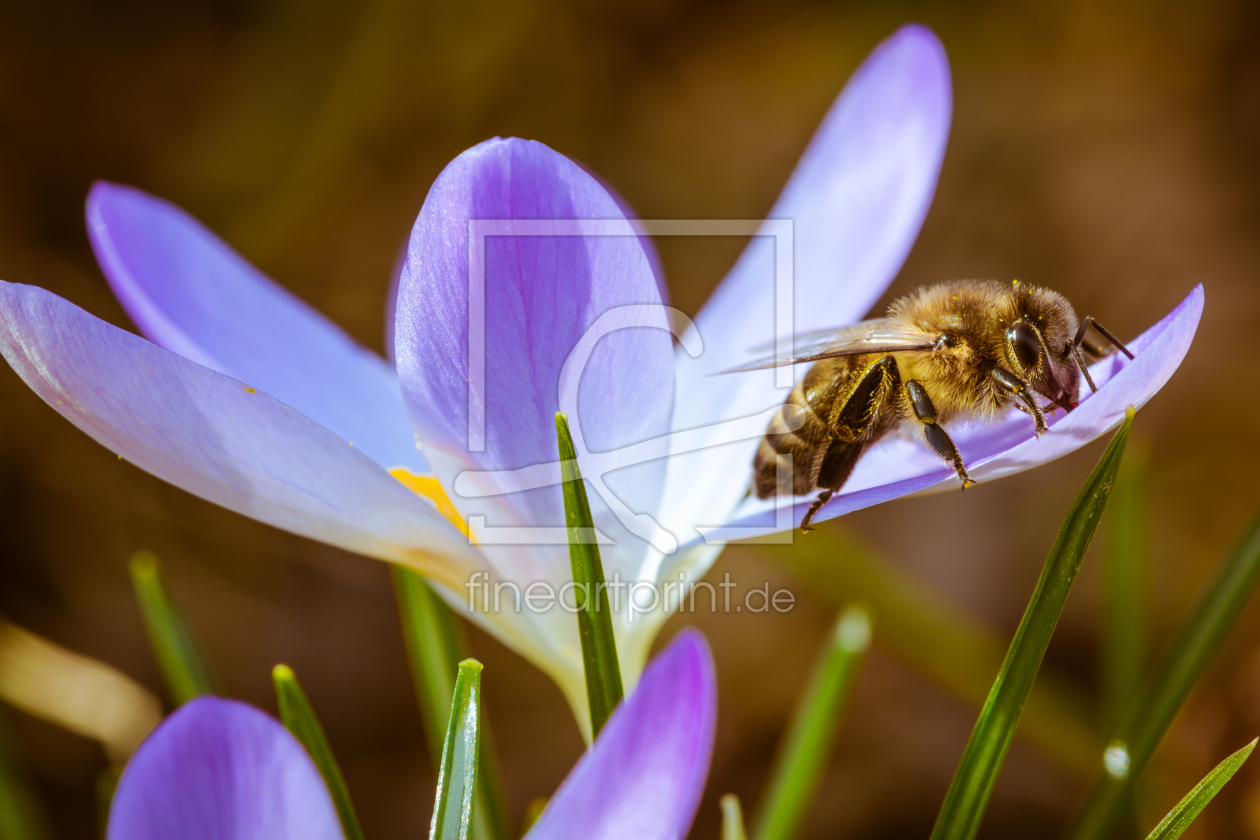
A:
[395,138,673,577]
[700,286,1203,541]
[526,629,716,840]
[0,281,483,588]
[87,182,426,475]
[108,697,344,840]
[588,171,668,306]
[660,25,953,545]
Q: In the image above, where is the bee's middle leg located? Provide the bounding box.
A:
[904,380,975,488]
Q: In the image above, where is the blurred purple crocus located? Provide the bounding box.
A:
[107,697,345,840]
[107,630,716,840]
[0,24,1199,729]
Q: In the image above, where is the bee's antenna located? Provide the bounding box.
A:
[1073,316,1135,360]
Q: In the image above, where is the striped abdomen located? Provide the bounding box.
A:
[753,354,899,499]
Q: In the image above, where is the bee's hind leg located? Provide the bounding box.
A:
[800,490,833,533]
[905,380,975,489]
[799,440,866,532]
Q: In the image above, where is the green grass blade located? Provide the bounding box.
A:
[930,408,1134,840]
[392,567,511,840]
[0,711,50,840]
[1102,439,1149,731]
[1144,738,1255,839]
[1067,504,1260,840]
[96,765,121,839]
[392,568,470,767]
[722,794,749,840]
[430,659,483,840]
[754,606,871,840]
[272,665,365,840]
[129,551,216,704]
[1100,440,1149,839]
[555,412,623,738]
[763,531,1100,776]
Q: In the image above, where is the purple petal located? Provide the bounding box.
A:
[701,286,1203,540]
[87,182,426,475]
[587,170,669,306]
[395,138,673,557]
[108,697,344,840]
[0,281,483,587]
[526,629,716,840]
[660,25,952,543]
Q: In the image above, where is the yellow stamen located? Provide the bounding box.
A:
[390,468,471,538]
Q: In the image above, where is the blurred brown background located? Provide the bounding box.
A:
[0,0,1258,837]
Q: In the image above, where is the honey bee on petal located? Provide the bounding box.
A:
[727,279,1134,532]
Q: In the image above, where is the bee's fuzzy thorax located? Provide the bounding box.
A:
[887,279,1081,419]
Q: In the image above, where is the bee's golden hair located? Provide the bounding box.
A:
[888,279,1081,423]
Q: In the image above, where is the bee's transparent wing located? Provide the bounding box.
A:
[741,319,890,356]
[719,319,937,374]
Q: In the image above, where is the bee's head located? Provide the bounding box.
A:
[1004,317,1081,413]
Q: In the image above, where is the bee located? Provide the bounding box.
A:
[729,279,1133,532]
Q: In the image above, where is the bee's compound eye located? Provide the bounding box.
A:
[1009,321,1042,373]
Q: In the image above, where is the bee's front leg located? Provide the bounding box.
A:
[904,380,975,489]
[991,368,1049,435]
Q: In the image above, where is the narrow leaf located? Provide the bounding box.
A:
[1102,439,1149,731]
[930,407,1135,840]
[392,567,511,840]
[1068,500,1260,839]
[129,551,216,704]
[96,765,120,839]
[763,530,1100,775]
[1143,738,1255,840]
[754,606,871,840]
[722,794,749,840]
[1101,440,1149,839]
[0,711,50,840]
[555,412,623,738]
[430,659,483,840]
[393,568,471,767]
[272,665,365,840]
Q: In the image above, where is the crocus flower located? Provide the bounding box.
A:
[107,630,716,840]
[0,24,1199,729]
